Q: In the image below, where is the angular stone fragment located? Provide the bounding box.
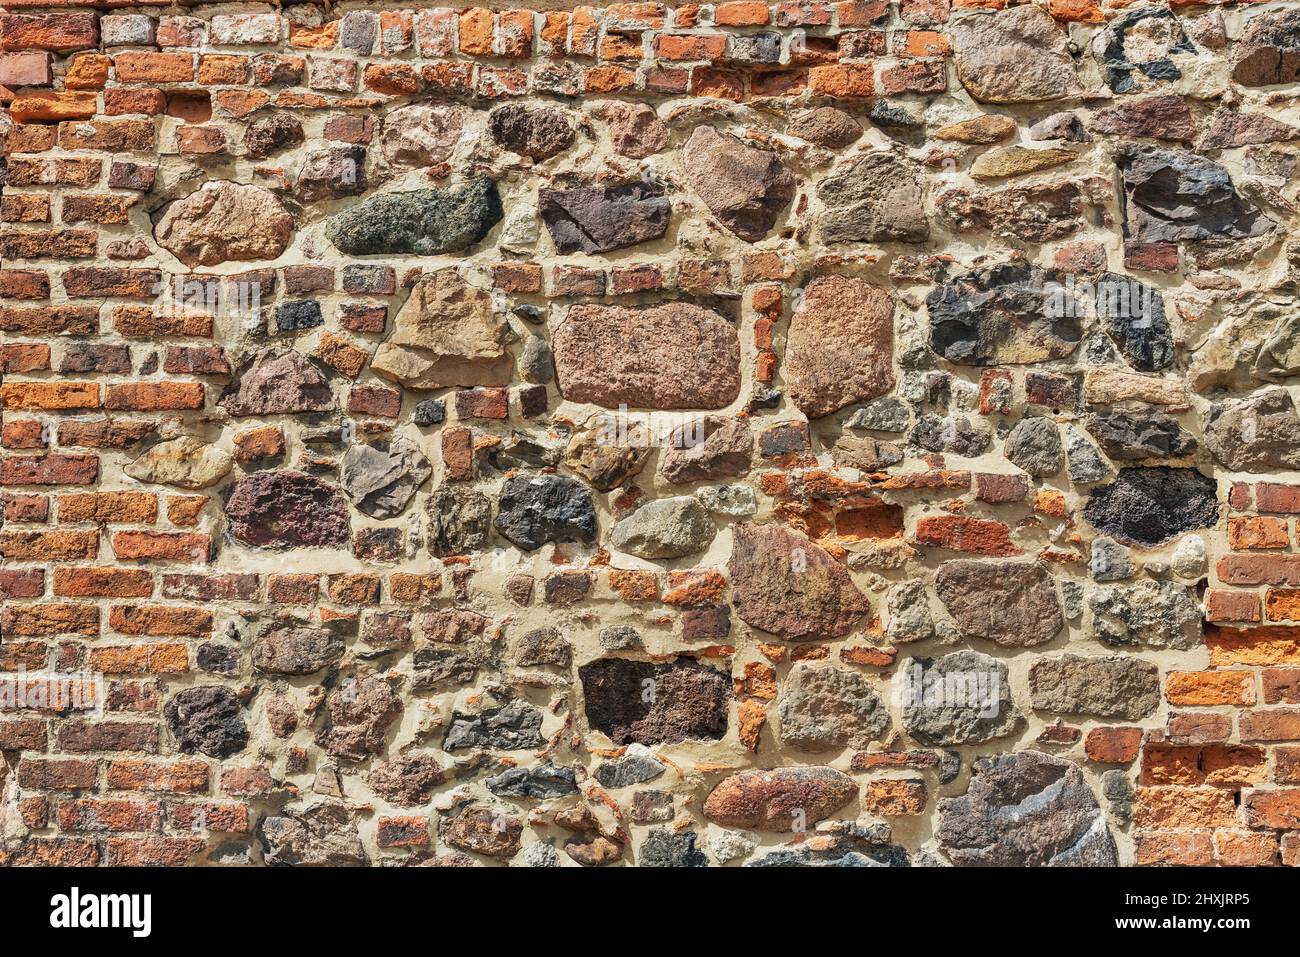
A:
[1231,9,1300,87]
[1029,111,1091,142]
[936,751,1118,865]
[325,178,502,255]
[934,114,1017,145]
[1203,388,1300,472]
[1094,273,1174,373]
[1066,425,1113,484]
[901,650,1024,746]
[970,146,1076,180]
[703,767,856,832]
[658,416,752,484]
[1085,409,1196,462]
[295,145,367,203]
[605,102,668,158]
[1200,108,1300,149]
[244,113,304,159]
[444,701,544,751]
[610,496,715,560]
[1117,146,1274,244]
[579,657,730,746]
[426,485,493,556]
[370,269,513,390]
[514,627,571,667]
[594,744,666,789]
[928,262,1082,365]
[1083,467,1219,546]
[912,414,991,457]
[818,153,929,244]
[253,624,344,675]
[494,473,597,551]
[165,686,248,758]
[155,181,294,267]
[260,803,368,866]
[777,665,891,752]
[1090,95,1195,143]
[445,806,522,859]
[552,303,741,410]
[952,6,1082,104]
[683,126,794,242]
[935,560,1062,647]
[788,107,863,147]
[315,678,403,761]
[340,437,432,519]
[487,763,578,798]
[366,755,444,806]
[539,181,670,254]
[1028,654,1161,720]
[381,103,463,166]
[1089,580,1201,650]
[1004,417,1061,477]
[490,104,575,160]
[561,419,650,491]
[126,436,232,489]
[640,828,708,867]
[784,276,895,419]
[225,470,350,549]
[729,522,870,641]
[938,181,1087,243]
[219,348,335,417]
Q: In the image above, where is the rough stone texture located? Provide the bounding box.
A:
[4,1,1290,871]
[777,665,891,752]
[729,523,871,642]
[552,303,741,410]
[785,276,895,419]
[937,752,1118,866]
[703,767,856,832]
[683,126,795,242]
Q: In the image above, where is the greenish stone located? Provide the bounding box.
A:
[324,178,503,255]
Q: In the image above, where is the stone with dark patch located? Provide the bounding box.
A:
[1083,467,1219,546]
[324,179,502,256]
[539,181,670,254]
[253,624,345,675]
[225,470,350,549]
[579,657,730,746]
[165,686,248,758]
[494,473,597,551]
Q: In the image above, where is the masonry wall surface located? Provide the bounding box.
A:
[2,0,1300,867]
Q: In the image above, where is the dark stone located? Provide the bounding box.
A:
[538,181,671,254]
[275,300,324,332]
[1097,7,1195,94]
[426,485,493,557]
[225,470,350,549]
[196,642,239,675]
[579,657,730,746]
[315,677,403,761]
[340,437,432,519]
[325,178,503,255]
[243,113,304,159]
[494,473,597,551]
[444,700,545,751]
[1094,272,1174,372]
[487,763,579,798]
[489,104,575,160]
[1117,145,1274,244]
[1084,467,1219,546]
[1231,9,1300,87]
[912,414,991,457]
[639,828,708,867]
[936,751,1118,865]
[928,262,1082,365]
[165,686,248,758]
[1085,409,1196,461]
[413,399,446,426]
[253,624,345,675]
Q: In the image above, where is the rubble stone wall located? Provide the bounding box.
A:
[2,0,1300,867]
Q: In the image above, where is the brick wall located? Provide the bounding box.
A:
[2,0,1299,866]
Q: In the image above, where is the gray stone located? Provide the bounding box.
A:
[444,700,545,751]
[165,686,248,758]
[696,484,757,517]
[845,398,910,433]
[518,335,553,384]
[778,665,891,752]
[1203,388,1300,472]
[1096,7,1197,94]
[818,153,929,244]
[1065,426,1114,484]
[296,145,367,203]
[426,485,493,556]
[936,751,1118,866]
[640,828,708,867]
[1083,467,1219,547]
[886,580,936,644]
[610,496,715,559]
[1117,146,1274,245]
[539,181,670,254]
[900,650,1024,746]
[1085,409,1197,462]
[260,803,368,866]
[912,414,991,457]
[325,178,503,255]
[1095,273,1174,373]
[1089,579,1201,649]
[1089,537,1134,582]
[340,437,431,519]
[1029,111,1091,142]
[658,416,753,485]
[520,843,562,867]
[683,126,795,241]
[494,473,597,551]
[413,399,445,426]
[708,830,756,864]
[598,626,641,651]
[952,6,1082,103]
[486,763,579,798]
[514,627,571,667]
[253,624,345,675]
[935,560,1062,647]
[1004,417,1062,477]
[1029,654,1161,720]
[276,300,323,331]
[594,744,666,788]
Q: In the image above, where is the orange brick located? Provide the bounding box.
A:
[1135,831,1213,866]
[59,491,157,524]
[1135,786,1237,829]
[0,380,98,411]
[1085,726,1142,763]
[88,643,188,675]
[1266,589,1300,622]
[1214,830,1278,867]
[114,51,194,83]
[809,63,873,97]
[53,566,153,598]
[459,7,494,55]
[106,759,208,794]
[1229,515,1289,550]
[716,1,771,25]
[1165,671,1256,706]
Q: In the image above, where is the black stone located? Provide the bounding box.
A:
[1085,409,1196,461]
[494,473,597,551]
[486,763,579,798]
[1083,467,1219,546]
[639,829,708,867]
[165,686,248,758]
[539,181,671,254]
[325,178,503,256]
[276,300,324,331]
[1094,273,1174,372]
[413,398,446,426]
[1117,145,1274,244]
[444,701,545,751]
[579,657,730,746]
